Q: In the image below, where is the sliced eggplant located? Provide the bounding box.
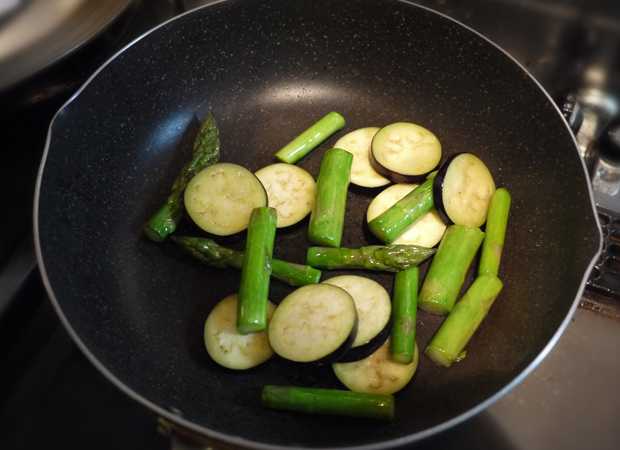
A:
[433,153,496,228]
[336,321,392,363]
[322,275,391,348]
[254,163,316,228]
[204,294,276,370]
[370,122,442,183]
[333,338,418,395]
[366,183,447,248]
[268,284,358,364]
[184,163,267,236]
[333,127,390,188]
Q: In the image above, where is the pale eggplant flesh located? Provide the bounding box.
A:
[433,152,496,228]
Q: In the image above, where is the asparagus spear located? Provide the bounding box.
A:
[478,188,511,276]
[418,225,485,315]
[262,385,394,421]
[143,112,220,242]
[391,267,418,364]
[275,112,345,164]
[307,148,353,247]
[425,274,503,367]
[368,172,437,244]
[307,244,435,272]
[237,207,277,334]
[171,236,322,286]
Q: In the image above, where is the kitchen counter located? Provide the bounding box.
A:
[488,304,620,450]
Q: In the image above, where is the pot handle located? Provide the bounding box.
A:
[158,417,243,450]
[170,434,209,450]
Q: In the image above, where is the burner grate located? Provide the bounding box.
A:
[587,208,620,299]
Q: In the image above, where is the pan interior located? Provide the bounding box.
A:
[37,0,600,447]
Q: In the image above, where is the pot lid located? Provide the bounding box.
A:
[0,0,133,91]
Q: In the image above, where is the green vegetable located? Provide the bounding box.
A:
[307,148,353,247]
[274,112,345,164]
[237,207,277,334]
[367,172,436,244]
[390,267,418,364]
[418,225,485,315]
[454,350,467,362]
[262,385,394,421]
[171,236,322,286]
[478,188,511,276]
[307,244,435,272]
[143,112,220,242]
[425,274,503,367]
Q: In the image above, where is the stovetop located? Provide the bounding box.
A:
[0,1,619,449]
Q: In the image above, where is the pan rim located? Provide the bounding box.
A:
[33,0,603,448]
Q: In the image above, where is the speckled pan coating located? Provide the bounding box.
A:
[35,0,601,448]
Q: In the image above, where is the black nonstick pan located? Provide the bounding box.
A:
[35,0,601,448]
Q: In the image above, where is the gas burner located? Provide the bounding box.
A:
[547,7,620,300]
[588,207,620,299]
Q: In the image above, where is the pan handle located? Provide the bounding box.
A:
[171,434,209,450]
[158,417,244,450]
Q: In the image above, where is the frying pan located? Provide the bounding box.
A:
[34,0,601,448]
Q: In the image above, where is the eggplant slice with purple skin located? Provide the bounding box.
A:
[370,122,442,183]
[433,153,496,228]
[334,126,390,188]
[333,338,419,395]
[184,162,268,236]
[336,321,392,363]
[322,275,392,362]
[254,163,316,228]
[204,294,276,370]
[267,283,358,365]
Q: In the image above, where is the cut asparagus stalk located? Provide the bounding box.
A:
[390,267,418,365]
[274,112,345,164]
[367,172,437,244]
[171,236,322,286]
[366,183,446,248]
[143,112,220,242]
[478,188,511,277]
[307,244,435,272]
[262,385,394,421]
[418,225,485,315]
[237,207,277,334]
[307,148,353,247]
[425,274,503,367]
